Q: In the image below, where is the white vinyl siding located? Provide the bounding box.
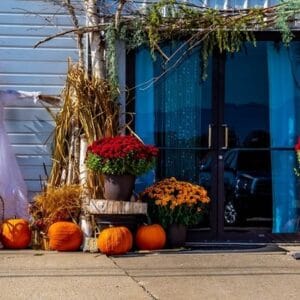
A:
[137,0,279,9]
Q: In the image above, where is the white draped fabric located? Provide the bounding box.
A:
[0,90,40,220]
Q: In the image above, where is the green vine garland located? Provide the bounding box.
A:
[105,19,147,93]
[105,0,300,86]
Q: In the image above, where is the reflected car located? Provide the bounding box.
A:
[199,149,272,225]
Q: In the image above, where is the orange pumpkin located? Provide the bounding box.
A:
[48,221,83,251]
[98,226,133,255]
[0,219,31,249]
[135,224,166,250]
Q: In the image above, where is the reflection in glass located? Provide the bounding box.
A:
[224,43,272,229]
[224,42,300,232]
[223,149,272,227]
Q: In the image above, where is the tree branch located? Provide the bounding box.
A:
[115,0,127,29]
[34,24,109,48]
[64,0,84,66]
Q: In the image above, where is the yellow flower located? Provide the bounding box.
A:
[140,177,210,226]
[155,200,161,205]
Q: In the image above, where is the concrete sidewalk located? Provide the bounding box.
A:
[0,246,300,300]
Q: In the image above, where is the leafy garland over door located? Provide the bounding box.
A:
[105,0,300,85]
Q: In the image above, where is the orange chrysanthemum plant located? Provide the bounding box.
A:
[140,177,210,228]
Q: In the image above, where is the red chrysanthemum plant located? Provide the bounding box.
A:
[86,135,159,176]
[295,137,300,176]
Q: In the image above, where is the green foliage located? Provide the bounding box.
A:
[105,19,147,91]
[149,202,207,228]
[143,2,267,79]
[105,24,119,95]
[119,19,147,50]
[86,153,156,176]
[294,147,300,176]
[275,0,300,44]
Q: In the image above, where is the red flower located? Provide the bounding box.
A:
[295,137,300,151]
[87,135,159,164]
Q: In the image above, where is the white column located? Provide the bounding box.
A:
[116,40,126,134]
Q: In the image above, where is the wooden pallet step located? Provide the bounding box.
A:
[86,199,148,215]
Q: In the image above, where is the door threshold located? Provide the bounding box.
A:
[186,241,268,246]
[184,241,286,253]
[224,227,271,231]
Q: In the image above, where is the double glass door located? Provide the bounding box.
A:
[135,41,300,241]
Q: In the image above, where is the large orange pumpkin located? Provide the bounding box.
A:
[48,221,83,251]
[98,226,133,255]
[0,219,31,249]
[135,224,166,250]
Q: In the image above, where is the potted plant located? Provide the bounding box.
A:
[86,135,159,201]
[140,177,210,247]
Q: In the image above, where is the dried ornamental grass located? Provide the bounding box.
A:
[32,184,82,232]
[140,177,210,227]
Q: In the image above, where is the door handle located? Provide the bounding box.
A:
[222,124,228,149]
[208,124,212,149]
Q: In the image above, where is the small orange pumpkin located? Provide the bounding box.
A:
[135,224,166,250]
[0,218,31,249]
[98,226,133,255]
[48,221,83,251]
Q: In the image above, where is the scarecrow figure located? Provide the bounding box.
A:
[0,90,40,221]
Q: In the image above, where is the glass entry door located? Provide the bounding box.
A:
[208,41,300,240]
[135,44,218,238]
[134,41,300,241]
[222,43,273,237]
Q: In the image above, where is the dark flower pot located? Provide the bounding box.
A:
[104,174,136,201]
[167,224,187,248]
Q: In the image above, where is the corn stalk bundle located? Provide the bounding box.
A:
[48,63,119,198]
